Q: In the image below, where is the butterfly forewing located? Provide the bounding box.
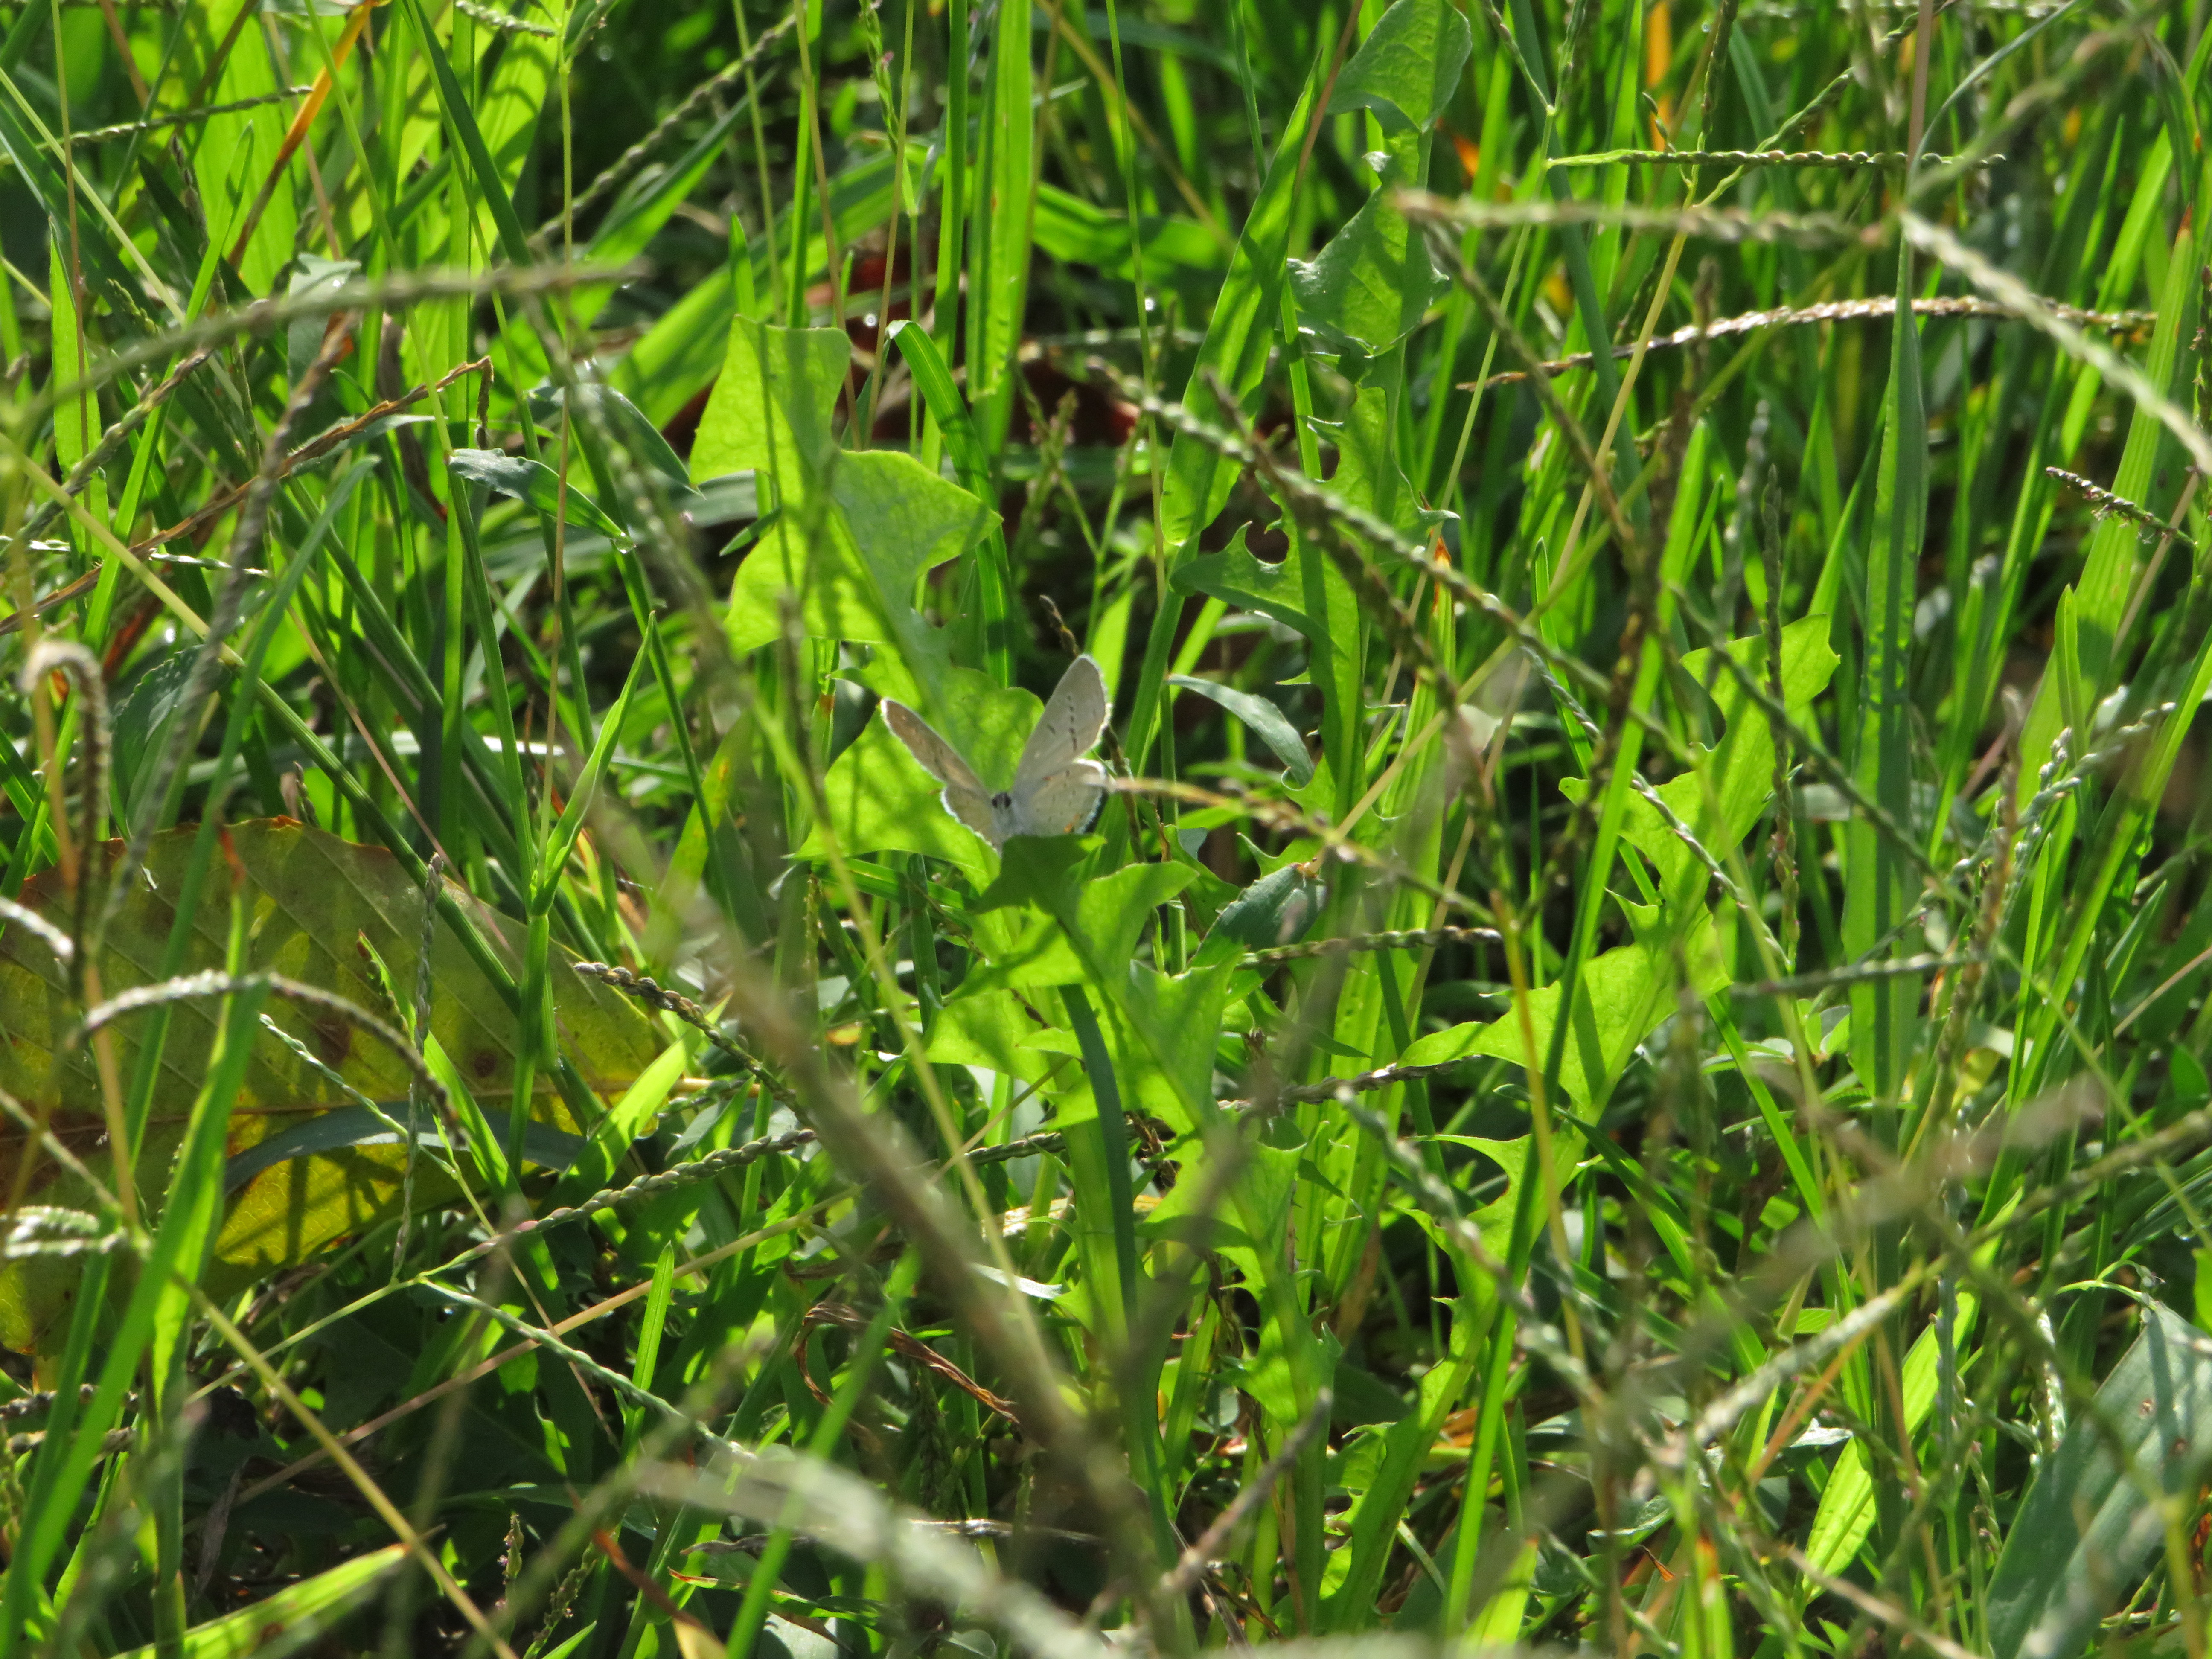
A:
[1007,656,1109,838]
[1013,656,1110,795]
[882,701,1006,849]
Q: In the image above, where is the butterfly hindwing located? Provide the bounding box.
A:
[1010,758,1109,838]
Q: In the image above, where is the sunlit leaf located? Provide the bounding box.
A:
[0,821,659,1352]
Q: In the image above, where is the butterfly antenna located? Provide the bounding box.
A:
[1037,593,1083,660]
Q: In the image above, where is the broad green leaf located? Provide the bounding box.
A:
[1400,915,1727,1111]
[1606,616,1840,915]
[926,986,1080,1081]
[829,451,992,665]
[693,317,986,660]
[1112,961,1237,1135]
[966,845,1195,998]
[0,821,660,1352]
[1190,860,1327,967]
[1324,0,1473,133]
[1287,187,1450,355]
[1172,523,1319,639]
[688,317,846,489]
[108,1545,406,1659]
[1986,1303,2212,1659]
[802,722,996,882]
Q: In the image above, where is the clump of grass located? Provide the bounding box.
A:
[3,1,2212,1656]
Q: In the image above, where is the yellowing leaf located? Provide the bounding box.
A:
[0,821,660,1352]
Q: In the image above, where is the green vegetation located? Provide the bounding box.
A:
[4,0,2212,1653]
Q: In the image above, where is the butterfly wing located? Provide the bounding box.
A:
[1013,655,1109,796]
[1007,656,1110,840]
[882,701,1004,850]
[1010,758,1108,838]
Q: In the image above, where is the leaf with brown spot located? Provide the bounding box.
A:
[0,820,662,1353]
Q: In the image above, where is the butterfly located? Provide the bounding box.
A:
[882,656,1111,851]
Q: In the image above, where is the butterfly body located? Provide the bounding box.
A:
[883,657,1110,852]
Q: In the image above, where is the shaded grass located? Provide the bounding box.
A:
[3,1,2212,1657]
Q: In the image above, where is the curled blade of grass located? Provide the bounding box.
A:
[14,640,106,967]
